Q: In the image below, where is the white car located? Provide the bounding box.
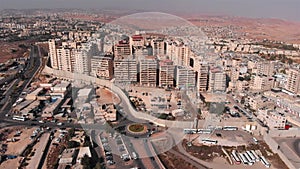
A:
[132,152,138,160]
[55,138,61,143]
[57,122,63,126]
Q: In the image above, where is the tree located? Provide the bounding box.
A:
[81,154,91,169]
[68,128,75,137]
[67,140,80,148]
[93,162,102,169]
[66,128,75,140]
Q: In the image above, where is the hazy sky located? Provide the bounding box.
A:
[1,0,299,21]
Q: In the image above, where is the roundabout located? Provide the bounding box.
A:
[126,123,148,135]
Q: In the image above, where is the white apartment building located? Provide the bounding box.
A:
[114,40,132,59]
[74,49,90,75]
[166,42,190,67]
[49,39,58,69]
[159,59,175,87]
[56,47,74,72]
[90,55,113,80]
[257,109,286,129]
[139,56,158,87]
[256,61,275,76]
[175,66,196,89]
[151,38,165,56]
[250,75,274,91]
[208,67,226,93]
[114,57,137,83]
[195,61,209,92]
[285,68,300,95]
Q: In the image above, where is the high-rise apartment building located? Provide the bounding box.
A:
[196,62,209,92]
[130,35,144,47]
[170,45,190,67]
[230,67,240,82]
[90,55,113,80]
[74,47,90,75]
[256,61,275,76]
[151,38,165,56]
[114,56,137,83]
[208,67,226,93]
[49,39,78,72]
[159,59,175,88]
[114,39,132,59]
[286,68,300,95]
[175,66,196,89]
[250,75,274,91]
[48,39,58,69]
[56,47,74,72]
[139,56,158,87]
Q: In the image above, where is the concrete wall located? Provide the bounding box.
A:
[263,134,296,169]
[268,128,300,137]
[42,66,194,128]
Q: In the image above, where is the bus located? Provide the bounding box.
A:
[238,153,249,165]
[223,126,238,131]
[183,129,197,134]
[243,153,253,165]
[202,139,218,145]
[260,156,271,168]
[12,115,26,121]
[231,150,241,165]
[250,150,260,162]
[246,151,256,162]
[197,129,212,134]
[253,137,258,144]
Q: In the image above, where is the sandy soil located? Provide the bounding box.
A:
[0,41,31,63]
[0,157,22,169]
[4,127,36,155]
[188,15,300,44]
[96,87,120,105]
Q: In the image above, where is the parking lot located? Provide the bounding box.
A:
[98,131,142,168]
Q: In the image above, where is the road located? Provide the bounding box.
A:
[0,45,42,118]
[42,66,194,129]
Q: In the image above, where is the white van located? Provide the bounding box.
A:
[132,152,138,160]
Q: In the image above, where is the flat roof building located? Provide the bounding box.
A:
[159,59,175,88]
[139,56,158,87]
[257,108,286,129]
[285,68,300,95]
[114,56,137,83]
[175,66,196,89]
[208,67,226,93]
[90,55,113,80]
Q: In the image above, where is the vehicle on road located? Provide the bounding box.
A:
[57,122,63,126]
[12,115,26,121]
[132,152,138,160]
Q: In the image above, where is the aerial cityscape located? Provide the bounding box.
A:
[0,1,300,169]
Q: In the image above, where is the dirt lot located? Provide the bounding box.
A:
[96,87,120,105]
[0,157,22,169]
[0,41,31,63]
[128,86,179,111]
[0,127,36,155]
[159,150,198,169]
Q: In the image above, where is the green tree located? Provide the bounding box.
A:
[81,154,91,169]
[67,140,80,148]
[93,162,102,169]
